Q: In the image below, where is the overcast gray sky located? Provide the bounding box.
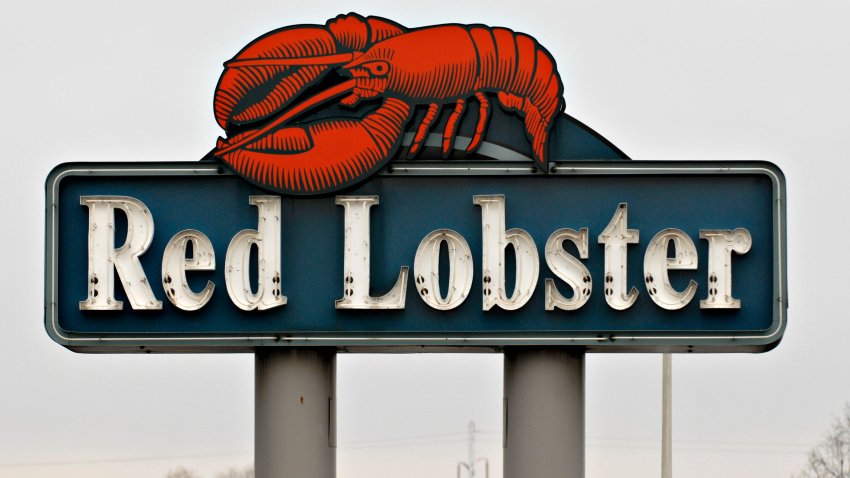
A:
[1,0,848,477]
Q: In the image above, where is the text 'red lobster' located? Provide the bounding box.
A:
[212,14,565,195]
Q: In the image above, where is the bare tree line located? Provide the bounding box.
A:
[796,404,850,478]
[166,465,254,478]
[162,403,850,478]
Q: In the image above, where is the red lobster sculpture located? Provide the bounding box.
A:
[213,14,564,195]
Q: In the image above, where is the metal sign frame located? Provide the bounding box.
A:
[45,160,786,353]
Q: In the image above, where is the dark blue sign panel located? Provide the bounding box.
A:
[45,161,786,352]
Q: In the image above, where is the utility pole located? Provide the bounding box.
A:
[468,421,477,478]
[458,420,489,478]
[661,353,672,478]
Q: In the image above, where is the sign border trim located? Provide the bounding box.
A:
[45,160,786,352]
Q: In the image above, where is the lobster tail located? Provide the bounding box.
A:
[472,27,564,167]
[524,49,564,167]
[525,99,552,168]
[497,87,561,168]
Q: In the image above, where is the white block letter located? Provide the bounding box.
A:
[79,196,162,311]
[335,196,408,309]
[644,228,698,310]
[414,229,473,310]
[598,203,639,310]
[225,196,286,311]
[545,228,592,311]
[700,229,752,309]
[162,229,216,311]
[474,195,539,311]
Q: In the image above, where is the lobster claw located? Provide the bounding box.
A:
[212,14,408,195]
[215,98,412,195]
[213,13,405,130]
[214,26,345,130]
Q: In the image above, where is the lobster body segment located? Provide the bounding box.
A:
[340,24,563,166]
[213,16,565,195]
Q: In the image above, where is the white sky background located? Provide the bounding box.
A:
[0,0,848,477]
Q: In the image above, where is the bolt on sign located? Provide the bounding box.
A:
[44,14,787,353]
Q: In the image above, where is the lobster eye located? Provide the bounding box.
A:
[362,61,390,77]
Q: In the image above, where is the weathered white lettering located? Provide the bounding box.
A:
[78,193,755,315]
[162,229,216,311]
[335,196,408,309]
[414,229,473,310]
[598,203,639,310]
[224,196,286,311]
[644,228,698,310]
[700,229,752,309]
[545,228,592,311]
[474,195,539,311]
[79,196,162,311]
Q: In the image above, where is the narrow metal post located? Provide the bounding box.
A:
[661,353,672,478]
[504,349,584,478]
[255,348,336,478]
[468,421,477,478]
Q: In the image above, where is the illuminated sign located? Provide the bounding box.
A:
[45,161,786,352]
[43,14,787,352]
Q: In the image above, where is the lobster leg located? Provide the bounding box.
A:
[408,103,439,158]
[466,92,490,153]
[442,99,467,157]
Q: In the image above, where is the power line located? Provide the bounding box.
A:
[337,430,501,450]
[0,450,252,469]
[340,436,501,450]
[0,434,811,468]
[587,436,810,455]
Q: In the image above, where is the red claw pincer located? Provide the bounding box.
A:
[213,14,410,194]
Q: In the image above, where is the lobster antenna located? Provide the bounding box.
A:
[224,53,358,68]
[214,78,357,156]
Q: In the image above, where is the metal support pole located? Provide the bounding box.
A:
[468,421,477,478]
[255,348,336,478]
[503,349,584,478]
[661,353,672,478]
